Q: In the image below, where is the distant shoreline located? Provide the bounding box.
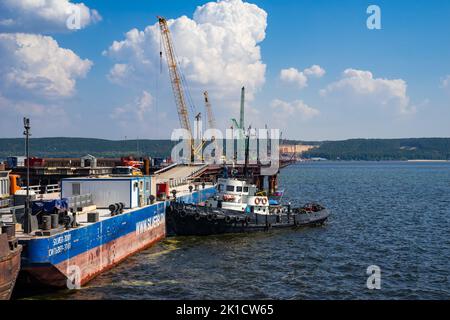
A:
[1,137,450,161]
[300,159,450,163]
[406,159,450,162]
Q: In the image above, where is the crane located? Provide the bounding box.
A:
[230,86,246,139]
[203,91,219,158]
[239,86,245,132]
[158,16,193,140]
[203,91,216,131]
[159,16,204,163]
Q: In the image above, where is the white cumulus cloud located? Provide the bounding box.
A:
[280,65,325,89]
[304,65,326,78]
[441,75,450,91]
[104,0,267,102]
[111,91,154,122]
[270,99,320,120]
[0,33,93,99]
[0,0,101,33]
[320,68,414,114]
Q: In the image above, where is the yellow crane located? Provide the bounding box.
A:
[159,16,221,162]
[158,16,194,161]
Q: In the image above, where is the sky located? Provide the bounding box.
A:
[0,0,449,140]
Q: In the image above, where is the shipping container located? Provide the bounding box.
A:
[6,156,25,168]
[25,157,45,167]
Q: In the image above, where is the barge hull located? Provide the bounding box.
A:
[20,224,165,288]
[0,234,22,300]
[167,208,329,236]
[18,187,216,289]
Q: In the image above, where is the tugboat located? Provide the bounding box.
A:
[166,176,329,236]
[166,130,329,236]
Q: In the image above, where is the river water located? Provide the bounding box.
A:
[36,161,450,299]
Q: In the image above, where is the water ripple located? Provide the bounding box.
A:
[40,162,450,300]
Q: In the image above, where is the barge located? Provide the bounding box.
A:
[13,176,215,289]
[0,171,22,300]
[0,229,21,300]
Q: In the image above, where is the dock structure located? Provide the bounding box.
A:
[181,162,286,195]
[154,163,208,188]
[10,174,216,291]
[11,166,114,186]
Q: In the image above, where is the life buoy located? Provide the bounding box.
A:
[223,194,235,201]
[225,215,232,223]
[194,212,201,221]
[235,216,241,222]
[254,197,261,205]
[261,198,267,205]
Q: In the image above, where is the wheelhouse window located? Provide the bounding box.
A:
[226,185,235,192]
[243,187,249,192]
[236,186,243,192]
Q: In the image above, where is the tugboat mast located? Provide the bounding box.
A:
[243,132,250,178]
[23,117,31,233]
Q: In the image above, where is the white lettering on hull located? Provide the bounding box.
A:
[135,213,165,235]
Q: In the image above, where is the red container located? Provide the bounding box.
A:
[25,157,45,167]
[156,182,169,197]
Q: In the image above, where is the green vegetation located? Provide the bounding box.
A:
[0,137,449,161]
[300,138,450,161]
[0,137,176,158]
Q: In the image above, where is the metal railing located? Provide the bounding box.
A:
[189,164,208,178]
[65,194,93,211]
[21,184,61,194]
[44,184,60,194]
[0,198,11,209]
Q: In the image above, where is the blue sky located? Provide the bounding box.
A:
[0,0,449,140]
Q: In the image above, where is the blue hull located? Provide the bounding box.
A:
[18,187,216,288]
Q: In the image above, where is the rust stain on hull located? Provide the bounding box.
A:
[21,224,165,288]
[0,234,22,300]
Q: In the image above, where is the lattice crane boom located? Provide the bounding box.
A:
[158,16,192,137]
[203,91,216,130]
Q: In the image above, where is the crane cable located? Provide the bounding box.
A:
[158,24,196,118]
[171,40,196,115]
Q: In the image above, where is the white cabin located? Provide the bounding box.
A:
[206,177,270,214]
[61,176,152,209]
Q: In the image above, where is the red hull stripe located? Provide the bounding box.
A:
[23,224,165,287]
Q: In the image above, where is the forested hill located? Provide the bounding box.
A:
[0,138,176,158]
[0,137,449,160]
[301,138,450,160]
